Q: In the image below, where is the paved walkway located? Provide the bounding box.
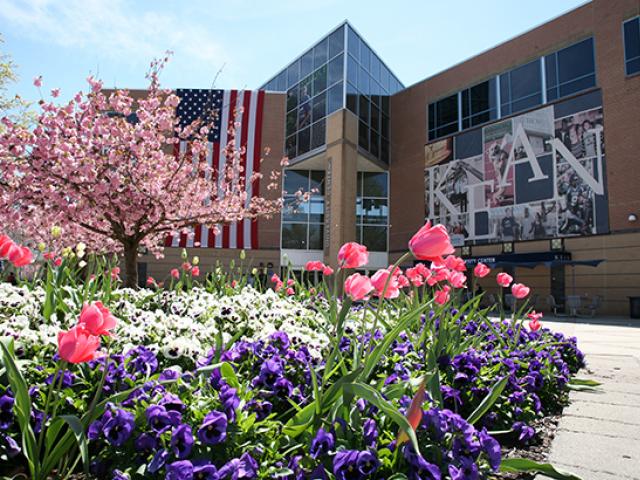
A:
[536,316,640,480]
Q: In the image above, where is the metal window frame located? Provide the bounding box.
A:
[623,16,640,76]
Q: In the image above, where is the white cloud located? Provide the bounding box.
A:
[0,0,230,70]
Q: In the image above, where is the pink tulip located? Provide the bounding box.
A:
[78,301,117,336]
[405,266,425,287]
[511,283,530,299]
[43,252,55,261]
[408,221,454,262]
[54,257,62,267]
[434,285,451,305]
[57,325,101,364]
[337,242,369,269]
[110,267,120,280]
[496,272,513,288]
[444,255,466,272]
[0,235,11,251]
[231,280,237,287]
[170,268,180,279]
[397,379,427,446]
[397,274,410,288]
[271,273,281,284]
[191,266,200,277]
[474,262,490,278]
[371,269,400,299]
[344,273,373,301]
[529,319,542,331]
[0,239,15,259]
[287,279,294,287]
[322,265,334,276]
[527,310,543,322]
[8,245,33,267]
[427,264,449,286]
[305,260,325,272]
[181,262,191,271]
[274,280,284,292]
[146,276,156,286]
[448,271,467,289]
[286,287,295,296]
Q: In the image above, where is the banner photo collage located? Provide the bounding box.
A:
[425,96,608,247]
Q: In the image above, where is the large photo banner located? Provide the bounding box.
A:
[425,100,607,246]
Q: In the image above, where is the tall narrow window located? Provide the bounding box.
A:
[545,37,596,100]
[281,170,325,250]
[624,16,640,76]
[428,94,459,141]
[356,172,388,252]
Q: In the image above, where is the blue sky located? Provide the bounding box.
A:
[1,0,587,103]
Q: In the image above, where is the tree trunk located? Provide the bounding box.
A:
[123,241,139,289]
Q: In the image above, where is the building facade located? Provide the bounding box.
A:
[144,0,640,315]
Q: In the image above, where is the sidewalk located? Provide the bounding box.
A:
[536,317,640,480]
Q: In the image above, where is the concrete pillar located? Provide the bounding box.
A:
[324,109,359,269]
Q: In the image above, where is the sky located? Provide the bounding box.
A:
[1,0,587,104]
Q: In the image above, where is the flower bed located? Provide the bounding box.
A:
[0,226,588,480]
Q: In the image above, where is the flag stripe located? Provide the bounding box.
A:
[166,89,264,250]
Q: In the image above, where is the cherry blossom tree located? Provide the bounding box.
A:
[0,57,283,287]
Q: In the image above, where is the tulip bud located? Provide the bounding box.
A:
[181,248,188,260]
[76,242,86,252]
[51,226,62,238]
[240,249,246,260]
[251,268,258,275]
[78,260,87,268]
[37,242,46,252]
[192,256,200,266]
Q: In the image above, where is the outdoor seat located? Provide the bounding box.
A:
[546,295,568,316]
[578,295,602,318]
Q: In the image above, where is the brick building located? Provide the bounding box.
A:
[144,0,640,315]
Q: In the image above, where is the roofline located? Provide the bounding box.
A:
[260,19,404,89]
[399,0,592,92]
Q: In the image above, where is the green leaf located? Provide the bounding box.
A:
[467,376,509,425]
[500,458,582,479]
[344,382,421,457]
[0,338,39,479]
[568,378,601,386]
[58,415,89,474]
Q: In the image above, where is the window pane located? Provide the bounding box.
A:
[347,55,358,86]
[300,50,314,78]
[627,56,640,76]
[499,73,510,104]
[371,104,381,132]
[276,71,287,91]
[461,89,470,118]
[358,121,369,150]
[371,55,381,83]
[625,18,640,59]
[287,61,299,88]
[363,172,388,197]
[381,114,389,139]
[509,60,541,104]
[557,38,594,86]
[381,138,389,163]
[545,54,558,88]
[298,127,311,155]
[435,94,458,131]
[381,67,390,93]
[282,196,309,222]
[327,82,343,114]
[357,172,363,197]
[360,43,371,71]
[286,135,297,159]
[362,198,388,224]
[311,119,325,149]
[362,226,387,251]
[309,198,325,223]
[346,82,358,114]
[358,95,369,123]
[558,74,596,97]
[297,100,311,129]
[470,79,495,115]
[358,65,369,93]
[348,27,360,60]
[312,93,326,122]
[286,110,297,137]
[313,65,327,95]
[313,38,328,69]
[370,130,379,157]
[328,26,344,59]
[308,224,324,250]
[282,223,307,249]
[286,86,298,112]
[381,96,389,116]
[284,170,308,193]
[328,53,344,86]
[310,170,325,194]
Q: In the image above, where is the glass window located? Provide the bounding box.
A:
[282,223,307,249]
[381,138,390,164]
[313,38,328,69]
[328,54,344,86]
[311,120,325,149]
[358,95,369,124]
[370,130,379,158]
[347,55,358,86]
[362,226,387,252]
[371,55,381,83]
[308,224,324,250]
[346,82,358,114]
[546,37,596,99]
[284,170,308,193]
[348,27,360,60]
[428,94,459,140]
[297,100,311,129]
[312,93,326,122]
[361,198,388,224]
[310,170,325,194]
[461,79,497,128]
[300,50,313,78]
[381,67,390,93]
[286,61,299,88]
[328,26,344,59]
[624,17,640,76]
[360,43,371,71]
[298,127,311,155]
[381,114,389,139]
[286,110,297,137]
[286,86,298,112]
[327,82,343,114]
[500,59,542,115]
[299,76,312,103]
[285,135,297,159]
[313,65,327,95]
[358,65,369,93]
[282,197,309,222]
[358,121,369,150]
[362,172,388,197]
[370,104,380,132]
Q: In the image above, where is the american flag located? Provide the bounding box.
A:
[165,89,266,249]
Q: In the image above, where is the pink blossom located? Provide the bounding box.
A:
[58,325,100,364]
[337,242,369,269]
[305,260,325,271]
[444,255,466,272]
[370,269,400,299]
[434,285,451,305]
[286,287,295,296]
[33,76,43,88]
[344,273,373,301]
[191,266,200,277]
[448,271,467,289]
[170,268,180,279]
[496,273,513,288]
[78,302,117,336]
[474,262,490,278]
[409,221,454,263]
[322,265,334,276]
[511,283,530,299]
